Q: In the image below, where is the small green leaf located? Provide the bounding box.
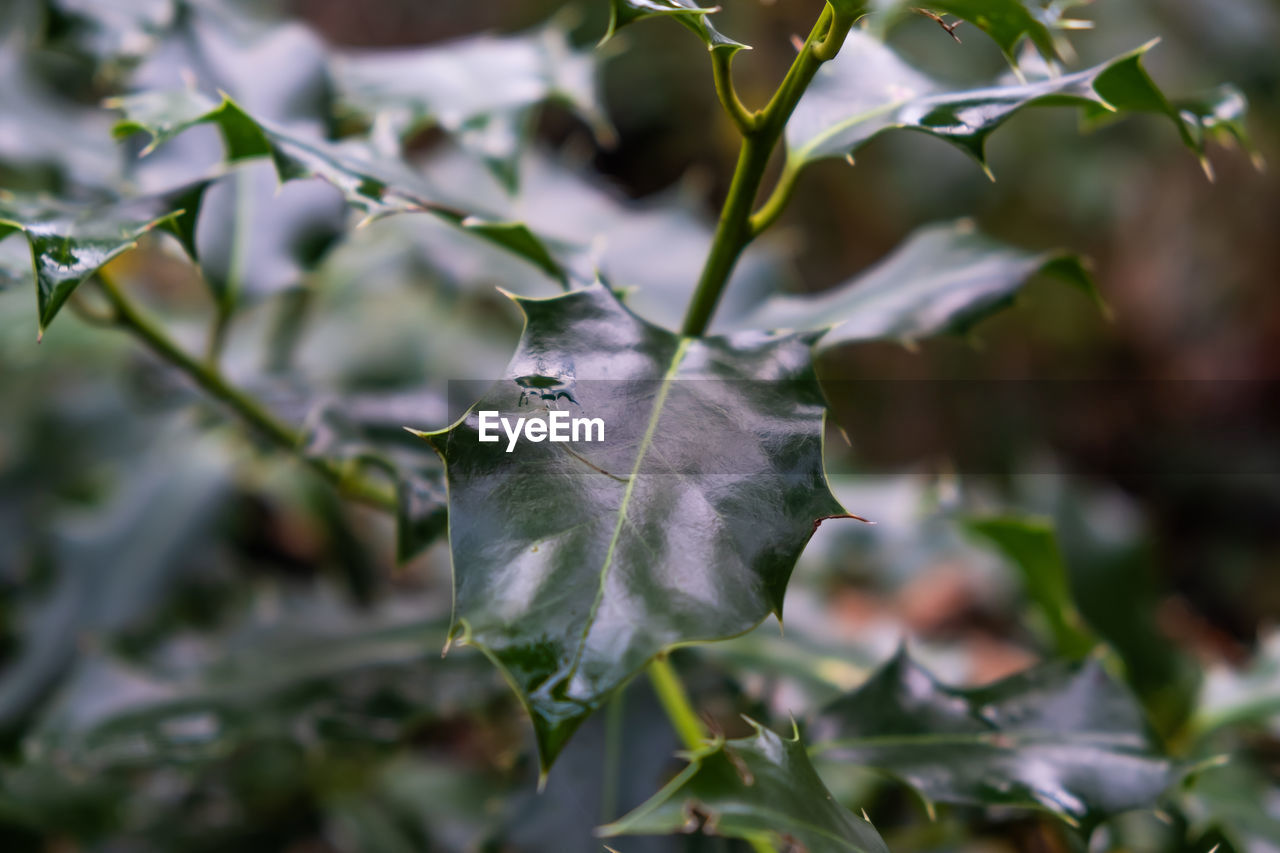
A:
[867,0,1065,64]
[332,24,611,191]
[600,721,888,852]
[963,515,1097,660]
[415,283,846,770]
[810,650,1175,829]
[731,220,1096,348]
[787,34,1244,177]
[109,89,570,284]
[603,0,748,53]
[0,196,190,337]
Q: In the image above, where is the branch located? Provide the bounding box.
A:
[680,3,854,337]
[711,47,760,134]
[646,654,707,751]
[95,269,397,512]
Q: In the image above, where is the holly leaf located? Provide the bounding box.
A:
[730,220,1096,348]
[864,0,1069,64]
[603,0,748,53]
[109,89,569,284]
[0,196,191,337]
[810,650,1175,829]
[413,283,849,770]
[600,721,888,852]
[963,515,1097,660]
[332,23,611,192]
[787,33,1248,178]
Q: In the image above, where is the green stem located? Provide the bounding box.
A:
[747,158,802,238]
[646,654,707,752]
[206,165,256,366]
[96,270,396,512]
[711,47,759,134]
[680,3,853,337]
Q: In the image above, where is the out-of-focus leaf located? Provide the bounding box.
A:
[1181,760,1280,853]
[0,47,120,189]
[787,33,1246,177]
[0,196,190,336]
[963,514,1097,659]
[195,160,347,306]
[864,0,1069,63]
[810,650,1175,829]
[109,89,569,283]
[732,220,1096,348]
[26,586,501,769]
[1195,631,1280,736]
[600,721,888,852]
[602,0,747,53]
[415,147,792,329]
[414,283,846,770]
[703,623,875,710]
[0,435,228,729]
[302,391,451,562]
[333,24,610,191]
[1175,83,1265,172]
[42,0,176,64]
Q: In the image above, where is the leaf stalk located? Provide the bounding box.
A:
[646,654,708,752]
[680,2,853,337]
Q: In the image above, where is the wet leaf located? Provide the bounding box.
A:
[0,196,190,336]
[810,650,1175,829]
[600,721,888,852]
[414,283,846,770]
[787,33,1247,177]
[332,23,610,191]
[732,220,1096,348]
[964,514,1097,660]
[602,0,748,53]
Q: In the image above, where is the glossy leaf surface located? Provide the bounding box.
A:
[787,33,1238,176]
[601,722,888,852]
[810,650,1174,828]
[416,283,845,769]
[0,198,188,336]
[333,24,609,190]
[732,220,1095,348]
[603,0,747,53]
[109,89,567,282]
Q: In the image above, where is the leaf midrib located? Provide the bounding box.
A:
[813,730,1158,753]
[563,335,693,684]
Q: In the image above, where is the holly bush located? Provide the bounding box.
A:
[0,0,1276,851]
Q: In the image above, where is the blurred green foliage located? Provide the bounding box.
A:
[0,0,1277,850]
